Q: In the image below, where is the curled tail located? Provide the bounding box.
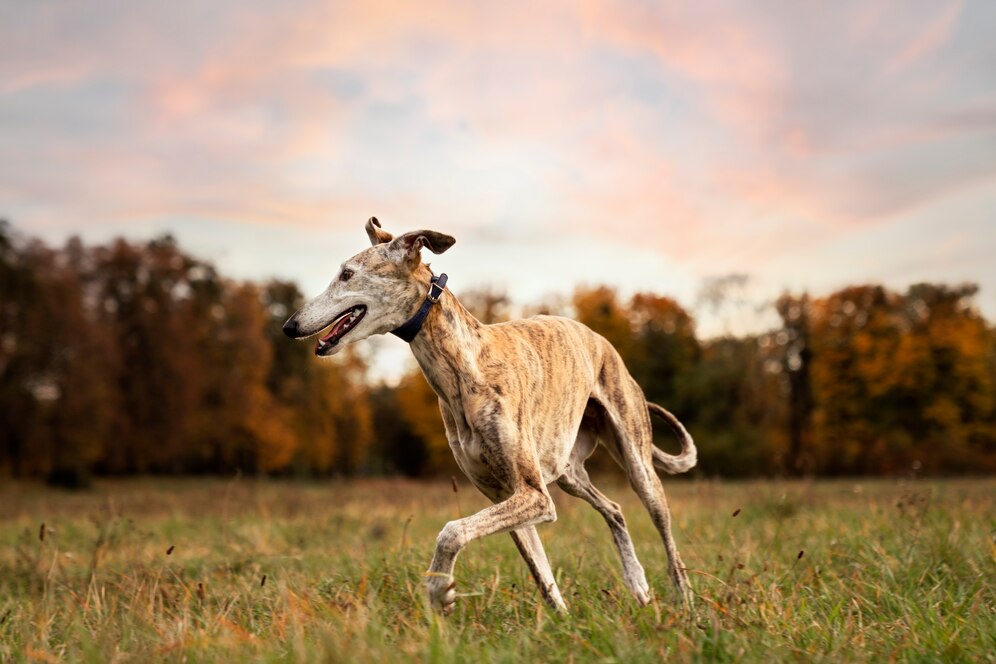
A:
[648,402,697,474]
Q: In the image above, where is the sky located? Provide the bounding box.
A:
[3,0,995,360]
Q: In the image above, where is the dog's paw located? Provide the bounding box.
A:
[623,568,653,606]
[633,580,653,607]
[426,574,457,615]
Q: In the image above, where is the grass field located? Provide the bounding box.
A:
[0,475,993,662]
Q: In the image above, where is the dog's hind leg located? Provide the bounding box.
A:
[606,411,693,607]
[626,456,692,607]
[555,418,651,605]
[509,526,567,612]
[594,377,693,608]
[557,464,652,605]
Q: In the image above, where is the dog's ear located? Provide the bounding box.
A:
[391,230,456,267]
[365,217,394,245]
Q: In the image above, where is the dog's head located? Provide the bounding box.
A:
[282,217,455,356]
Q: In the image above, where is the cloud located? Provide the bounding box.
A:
[580,1,788,141]
[1,0,994,316]
[886,0,964,74]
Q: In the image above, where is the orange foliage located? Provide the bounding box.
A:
[1,221,994,480]
[395,369,453,473]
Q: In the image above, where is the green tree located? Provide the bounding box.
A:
[685,336,781,477]
[627,293,699,410]
[775,293,814,475]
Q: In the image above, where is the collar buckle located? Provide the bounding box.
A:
[390,272,448,343]
[427,280,445,303]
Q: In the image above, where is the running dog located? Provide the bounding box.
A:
[283,218,697,614]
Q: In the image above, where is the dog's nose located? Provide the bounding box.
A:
[282,318,300,338]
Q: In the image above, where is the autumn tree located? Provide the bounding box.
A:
[369,383,427,475]
[573,286,636,366]
[1,221,994,480]
[82,237,196,472]
[0,232,118,483]
[809,284,994,474]
[0,221,40,476]
[897,284,993,471]
[261,280,374,475]
[395,367,457,475]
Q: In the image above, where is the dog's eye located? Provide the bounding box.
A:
[340,269,354,282]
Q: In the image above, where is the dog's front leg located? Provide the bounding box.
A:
[510,526,568,612]
[426,487,556,614]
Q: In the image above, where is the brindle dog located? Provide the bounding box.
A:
[283,218,697,614]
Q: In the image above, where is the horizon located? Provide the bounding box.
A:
[5,217,990,386]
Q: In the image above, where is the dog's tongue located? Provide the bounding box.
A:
[320,312,352,343]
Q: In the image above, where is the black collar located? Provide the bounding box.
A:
[390,273,448,343]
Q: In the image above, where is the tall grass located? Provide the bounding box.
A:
[1,476,993,662]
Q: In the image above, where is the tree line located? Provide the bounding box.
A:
[1,221,993,484]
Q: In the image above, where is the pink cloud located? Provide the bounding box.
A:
[581,1,788,141]
[886,0,964,74]
[2,0,993,292]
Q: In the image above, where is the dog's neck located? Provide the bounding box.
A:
[408,288,483,405]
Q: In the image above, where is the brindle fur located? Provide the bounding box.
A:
[283,218,697,614]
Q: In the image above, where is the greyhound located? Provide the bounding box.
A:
[282,218,697,614]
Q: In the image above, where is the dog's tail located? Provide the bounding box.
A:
[647,402,697,474]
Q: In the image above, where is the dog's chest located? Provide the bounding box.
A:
[447,421,492,480]
[440,400,514,490]
[452,442,492,486]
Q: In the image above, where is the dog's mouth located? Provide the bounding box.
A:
[315,305,366,356]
